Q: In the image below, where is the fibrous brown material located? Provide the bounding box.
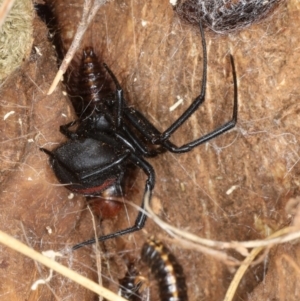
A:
[1,0,300,301]
[0,10,94,301]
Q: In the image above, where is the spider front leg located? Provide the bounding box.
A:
[120,20,207,146]
[72,153,155,250]
[123,45,237,153]
[158,20,207,143]
[162,54,238,153]
[156,21,238,152]
[158,56,237,154]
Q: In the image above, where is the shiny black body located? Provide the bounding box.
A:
[141,238,188,301]
[46,137,123,195]
[41,21,238,250]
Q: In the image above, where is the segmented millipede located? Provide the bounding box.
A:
[119,263,144,301]
[141,238,188,301]
[76,47,114,117]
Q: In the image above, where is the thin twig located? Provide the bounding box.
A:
[0,229,127,301]
[223,228,291,301]
[143,191,300,255]
[47,0,109,95]
[88,205,103,301]
[0,0,16,28]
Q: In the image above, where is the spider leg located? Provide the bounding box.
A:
[162,54,238,152]
[117,124,165,157]
[103,63,124,129]
[115,21,207,144]
[159,20,207,142]
[79,151,131,181]
[72,153,155,250]
[123,106,163,143]
[122,53,237,153]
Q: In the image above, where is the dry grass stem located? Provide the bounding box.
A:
[0,0,15,28]
[47,0,109,95]
[0,229,127,301]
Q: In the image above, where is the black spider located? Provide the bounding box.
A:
[40,22,238,250]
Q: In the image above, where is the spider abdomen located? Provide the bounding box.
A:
[49,138,123,195]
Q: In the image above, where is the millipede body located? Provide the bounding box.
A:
[141,238,188,301]
[119,263,144,301]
